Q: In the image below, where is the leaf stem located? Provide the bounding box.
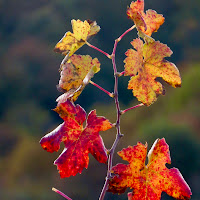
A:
[121,103,144,115]
[118,71,125,77]
[52,187,72,200]
[89,80,114,97]
[86,41,111,59]
[117,25,136,42]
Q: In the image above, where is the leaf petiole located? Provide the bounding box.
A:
[116,71,125,77]
[89,80,114,97]
[86,41,111,59]
[121,103,144,114]
[52,187,72,200]
[117,25,136,42]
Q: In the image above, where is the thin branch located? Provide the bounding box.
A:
[89,80,114,97]
[117,25,136,42]
[121,103,144,115]
[99,24,137,200]
[99,39,123,200]
[52,187,72,200]
[86,41,111,59]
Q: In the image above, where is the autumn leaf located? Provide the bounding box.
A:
[54,19,100,56]
[40,100,112,178]
[59,54,100,91]
[124,38,181,106]
[127,0,164,37]
[57,54,100,103]
[108,138,192,200]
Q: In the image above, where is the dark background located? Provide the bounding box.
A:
[0,0,199,199]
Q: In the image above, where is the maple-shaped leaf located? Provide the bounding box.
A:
[124,38,181,106]
[57,54,100,103]
[127,0,164,37]
[59,54,100,91]
[54,19,100,56]
[108,138,192,200]
[40,100,112,178]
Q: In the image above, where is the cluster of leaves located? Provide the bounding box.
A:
[40,0,191,199]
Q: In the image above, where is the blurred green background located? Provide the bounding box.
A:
[0,0,200,199]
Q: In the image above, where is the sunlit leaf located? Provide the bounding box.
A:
[124,38,181,106]
[127,0,164,37]
[57,54,100,103]
[40,100,112,178]
[54,19,100,56]
[108,138,192,200]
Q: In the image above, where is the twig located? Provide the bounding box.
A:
[99,24,136,200]
[99,40,122,200]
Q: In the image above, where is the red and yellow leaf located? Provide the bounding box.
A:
[54,19,100,56]
[108,138,192,200]
[127,0,164,37]
[40,100,112,178]
[59,54,100,92]
[57,54,100,103]
[124,38,181,106]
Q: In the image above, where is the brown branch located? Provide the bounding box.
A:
[99,24,137,200]
[99,40,123,200]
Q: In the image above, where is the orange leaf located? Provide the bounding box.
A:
[124,38,181,106]
[127,0,164,37]
[40,100,112,178]
[108,138,192,200]
[57,54,100,103]
[54,19,100,56]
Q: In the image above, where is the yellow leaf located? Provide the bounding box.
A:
[124,38,181,106]
[54,19,100,56]
[57,54,101,103]
[127,0,164,41]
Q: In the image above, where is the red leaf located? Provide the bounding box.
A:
[108,138,192,200]
[40,100,112,178]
